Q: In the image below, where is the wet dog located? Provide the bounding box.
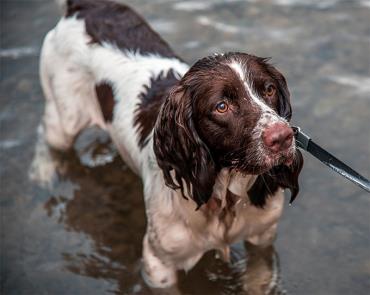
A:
[39,0,303,288]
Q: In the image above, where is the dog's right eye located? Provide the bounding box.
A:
[264,84,276,98]
[215,101,229,113]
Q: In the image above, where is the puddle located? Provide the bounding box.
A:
[1,0,369,294]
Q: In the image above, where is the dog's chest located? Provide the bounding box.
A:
[180,172,285,248]
[202,191,284,245]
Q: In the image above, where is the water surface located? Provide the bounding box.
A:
[1,0,370,294]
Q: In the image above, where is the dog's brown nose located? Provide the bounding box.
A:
[262,123,293,153]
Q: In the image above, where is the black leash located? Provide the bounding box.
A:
[292,126,370,193]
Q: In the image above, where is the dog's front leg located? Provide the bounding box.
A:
[29,125,67,188]
[246,223,278,248]
[142,233,177,288]
[141,177,203,288]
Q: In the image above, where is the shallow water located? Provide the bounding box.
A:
[1,0,370,294]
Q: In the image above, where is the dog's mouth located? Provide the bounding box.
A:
[263,148,296,168]
[227,144,297,175]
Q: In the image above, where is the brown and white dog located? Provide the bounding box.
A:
[39,0,303,288]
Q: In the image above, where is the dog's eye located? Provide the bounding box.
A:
[264,84,276,97]
[216,101,228,113]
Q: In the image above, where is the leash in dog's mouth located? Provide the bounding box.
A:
[292,126,370,193]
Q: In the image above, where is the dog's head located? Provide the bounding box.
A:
[154,52,303,207]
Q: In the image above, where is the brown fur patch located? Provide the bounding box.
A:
[134,70,179,148]
[95,81,115,122]
[66,0,180,59]
[248,150,304,207]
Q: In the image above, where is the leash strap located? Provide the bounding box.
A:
[292,126,370,193]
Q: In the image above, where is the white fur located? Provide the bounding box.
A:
[38,16,286,288]
[229,61,280,117]
[229,60,288,147]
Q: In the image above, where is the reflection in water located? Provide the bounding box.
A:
[242,243,282,295]
[32,128,285,294]
[178,242,284,295]
[34,128,147,293]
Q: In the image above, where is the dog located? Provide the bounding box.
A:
[39,0,303,288]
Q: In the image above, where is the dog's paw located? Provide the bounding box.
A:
[29,146,59,189]
[28,125,64,189]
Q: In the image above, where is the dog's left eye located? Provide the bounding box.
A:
[264,84,276,98]
[215,101,229,113]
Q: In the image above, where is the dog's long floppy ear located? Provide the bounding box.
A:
[276,75,292,121]
[249,67,304,207]
[153,86,217,208]
[264,62,292,121]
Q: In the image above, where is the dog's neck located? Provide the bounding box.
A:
[205,168,257,212]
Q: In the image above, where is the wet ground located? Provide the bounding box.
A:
[1,0,370,294]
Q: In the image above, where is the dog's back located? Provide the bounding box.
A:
[40,0,188,173]
[65,0,178,58]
